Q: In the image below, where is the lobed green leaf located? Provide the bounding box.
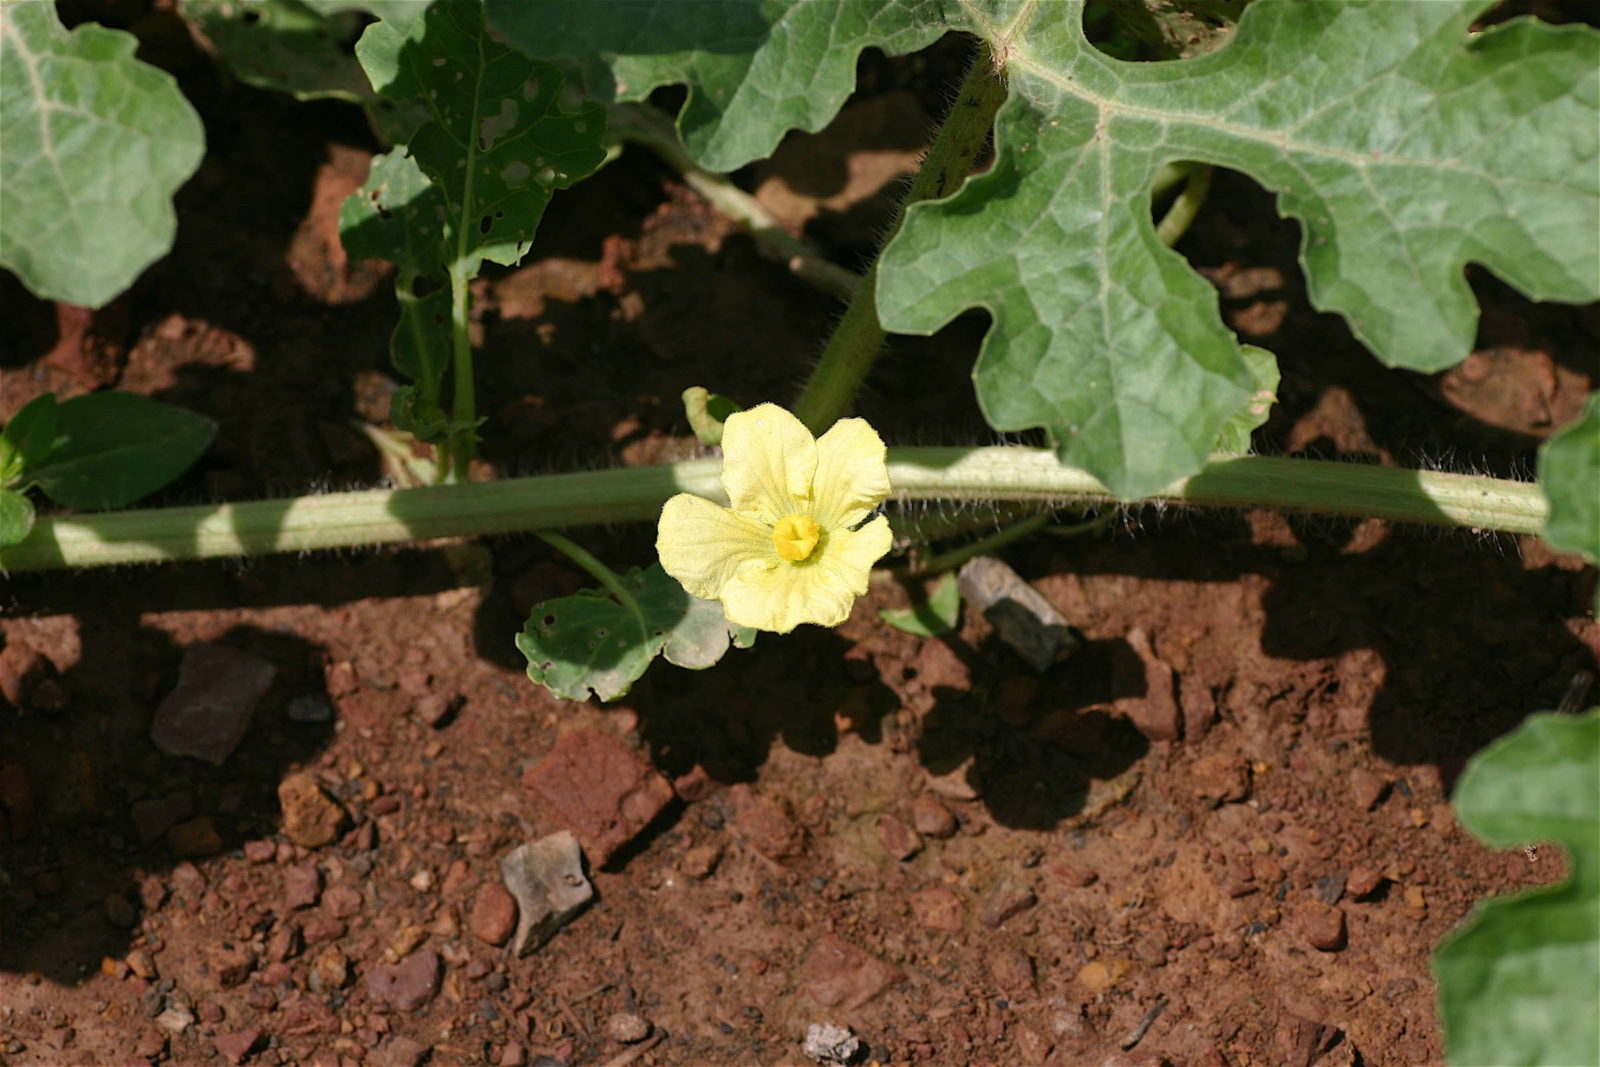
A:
[0,488,36,550]
[0,2,205,307]
[877,0,1600,496]
[1434,709,1600,1067]
[516,563,751,703]
[1,392,60,484]
[484,0,948,172]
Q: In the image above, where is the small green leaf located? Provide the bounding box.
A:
[1,392,60,483]
[0,2,205,307]
[485,0,946,172]
[1213,345,1279,455]
[682,386,741,447]
[357,0,608,279]
[0,488,36,549]
[880,572,962,637]
[1434,708,1600,1067]
[30,393,215,510]
[516,563,748,703]
[1539,392,1600,566]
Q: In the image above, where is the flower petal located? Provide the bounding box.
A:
[718,515,893,633]
[720,403,818,523]
[812,417,891,529]
[656,494,772,602]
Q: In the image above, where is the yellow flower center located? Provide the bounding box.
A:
[772,514,822,562]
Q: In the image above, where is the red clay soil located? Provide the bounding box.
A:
[3,17,1598,1067]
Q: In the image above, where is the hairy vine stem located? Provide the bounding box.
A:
[0,450,1550,572]
[792,45,1009,434]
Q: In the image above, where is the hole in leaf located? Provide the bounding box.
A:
[595,628,608,639]
[479,215,493,235]
[543,614,556,626]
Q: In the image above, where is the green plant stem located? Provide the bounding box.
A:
[792,46,1009,434]
[0,449,1551,572]
[897,511,1053,576]
[609,104,859,299]
[535,529,638,611]
[443,262,476,483]
[1155,163,1212,247]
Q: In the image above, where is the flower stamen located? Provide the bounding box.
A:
[772,514,822,562]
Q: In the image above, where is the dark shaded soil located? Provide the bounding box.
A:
[3,19,1597,1067]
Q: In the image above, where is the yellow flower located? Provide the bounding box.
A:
[657,403,893,633]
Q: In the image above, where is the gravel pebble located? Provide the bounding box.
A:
[470,882,518,946]
[875,813,922,861]
[604,1011,652,1044]
[366,949,442,1011]
[277,773,348,849]
[909,793,957,839]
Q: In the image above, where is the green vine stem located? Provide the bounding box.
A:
[792,46,1010,434]
[442,262,477,483]
[535,529,641,615]
[1155,162,1213,247]
[894,511,1053,577]
[609,104,860,299]
[0,449,1550,572]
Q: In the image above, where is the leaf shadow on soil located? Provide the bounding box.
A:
[0,618,338,985]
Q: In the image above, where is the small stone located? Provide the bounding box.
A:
[166,816,223,857]
[803,1022,862,1066]
[1349,768,1389,811]
[213,1026,262,1065]
[309,946,349,993]
[1314,871,1347,906]
[875,814,922,861]
[155,1006,195,1034]
[909,793,956,839]
[1295,901,1347,951]
[1076,958,1132,993]
[985,944,1035,994]
[1015,1025,1054,1065]
[680,843,723,880]
[277,772,348,848]
[379,1036,430,1067]
[243,839,276,864]
[1402,884,1428,919]
[322,884,363,918]
[497,1044,527,1067]
[500,831,593,956]
[197,1000,225,1024]
[126,948,158,979]
[1052,863,1098,888]
[150,643,278,766]
[366,949,442,1011]
[1347,867,1386,900]
[266,924,301,962]
[979,875,1037,928]
[284,864,323,909]
[302,917,346,944]
[957,557,1080,672]
[727,784,805,861]
[1119,628,1180,742]
[911,639,970,693]
[103,893,138,928]
[1191,753,1251,806]
[521,729,673,866]
[413,692,459,728]
[131,792,195,845]
[470,882,518,946]
[800,935,901,1010]
[207,942,256,988]
[604,1012,651,1044]
[909,887,964,932]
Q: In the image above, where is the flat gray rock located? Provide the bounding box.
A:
[150,643,277,765]
[500,830,593,956]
